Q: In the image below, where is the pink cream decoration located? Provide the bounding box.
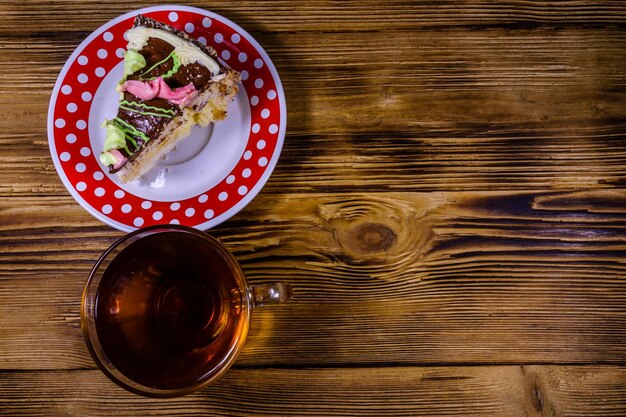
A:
[121,77,198,106]
[160,82,198,106]
[121,79,160,100]
[110,149,127,169]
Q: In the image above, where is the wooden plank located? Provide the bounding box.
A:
[2,28,625,195]
[1,0,626,34]
[0,366,624,416]
[4,30,626,121]
[2,1,625,415]
[1,191,625,369]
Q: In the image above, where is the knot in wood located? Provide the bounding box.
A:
[347,222,397,253]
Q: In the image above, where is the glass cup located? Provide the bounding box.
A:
[81,225,291,397]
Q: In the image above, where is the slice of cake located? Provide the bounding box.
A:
[99,15,240,183]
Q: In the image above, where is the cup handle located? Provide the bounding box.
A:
[249,283,292,307]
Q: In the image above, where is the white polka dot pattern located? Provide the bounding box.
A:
[50,7,284,231]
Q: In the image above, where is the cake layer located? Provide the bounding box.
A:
[99,15,240,183]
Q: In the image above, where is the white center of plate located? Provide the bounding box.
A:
[158,123,214,166]
[88,62,250,202]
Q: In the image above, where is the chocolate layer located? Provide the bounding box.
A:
[109,15,226,173]
[134,14,219,60]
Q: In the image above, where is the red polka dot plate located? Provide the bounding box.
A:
[48,5,285,232]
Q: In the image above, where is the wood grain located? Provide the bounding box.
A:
[2,27,626,195]
[2,191,625,369]
[1,0,625,415]
[1,0,626,34]
[0,366,625,416]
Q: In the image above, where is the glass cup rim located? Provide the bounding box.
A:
[81,224,252,398]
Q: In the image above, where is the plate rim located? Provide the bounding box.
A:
[47,4,286,232]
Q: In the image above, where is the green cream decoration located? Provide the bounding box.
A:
[99,117,151,167]
[119,100,175,118]
[99,151,118,167]
[119,105,173,118]
[100,121,131,167]
[124,49,147,77]
[160,52,181,80]
[102,121,126,151]
[113,117,149,143]
[138,51,181,80]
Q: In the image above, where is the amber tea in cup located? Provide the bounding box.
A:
[81,225,291,397]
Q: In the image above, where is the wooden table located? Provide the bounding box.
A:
[1,1,626,415]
